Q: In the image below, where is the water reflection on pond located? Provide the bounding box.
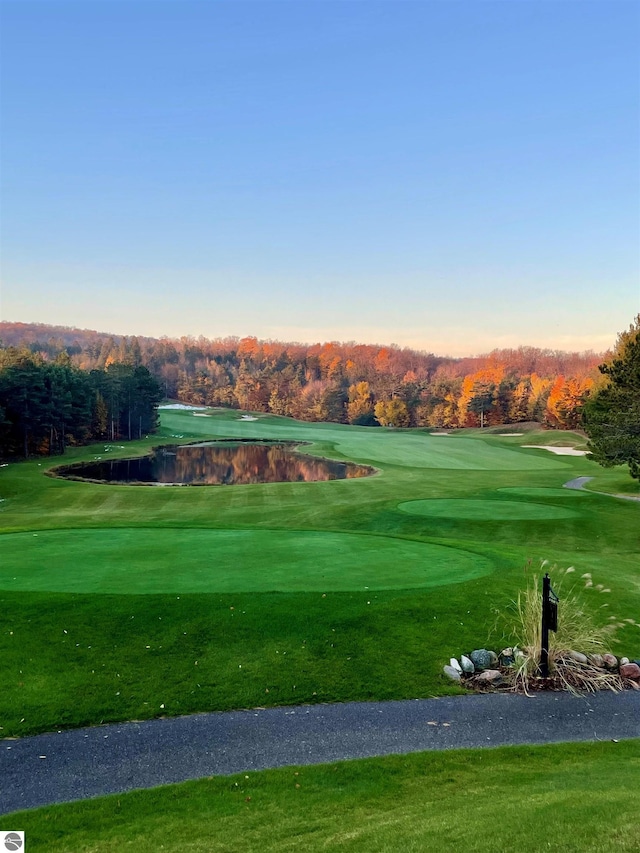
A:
[55,442,374,485]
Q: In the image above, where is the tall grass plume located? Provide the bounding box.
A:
[494,561,628,694]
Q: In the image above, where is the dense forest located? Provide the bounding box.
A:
[0,344,162,458]
[0,323,604,445]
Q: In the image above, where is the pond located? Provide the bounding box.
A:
[51,441,374,486]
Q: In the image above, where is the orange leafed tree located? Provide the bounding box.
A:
[545,375,594,428]
[457,367,505,427]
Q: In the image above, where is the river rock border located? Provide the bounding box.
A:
[444,647,640,692]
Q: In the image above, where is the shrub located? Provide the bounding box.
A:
[493,561,628,694]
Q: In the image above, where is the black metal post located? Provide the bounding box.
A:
[541,573,550,678]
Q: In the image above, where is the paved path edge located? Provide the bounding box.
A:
[2,690,639,815]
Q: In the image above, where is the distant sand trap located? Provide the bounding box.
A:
[193,413,212,417]
[430,431,450,436]
[238,415,258,421]
[522,445,589,456]
[158,403,209,411]
[497,433,523,436]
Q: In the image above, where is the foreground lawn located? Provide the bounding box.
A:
[9,740,640,852]
[1,410,639,737]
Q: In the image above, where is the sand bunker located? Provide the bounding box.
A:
[522,445,589,456]
[193,412,212,417]
[497,433,523,436]
[430,431,450,436]
[158,403,209,411]
[238,415,258,421]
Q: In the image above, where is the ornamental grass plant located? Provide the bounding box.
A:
[494,561,634,694]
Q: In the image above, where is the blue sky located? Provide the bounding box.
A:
[1,0,638,355]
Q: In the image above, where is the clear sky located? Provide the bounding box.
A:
[1,0,638,356]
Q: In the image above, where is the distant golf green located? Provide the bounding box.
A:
[0,407,638,738]
[497,487,588,498]
[0,528,491,592]
[397,498,580,520]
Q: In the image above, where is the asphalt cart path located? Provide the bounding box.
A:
[563,476,640,501]
[2,690,639,815]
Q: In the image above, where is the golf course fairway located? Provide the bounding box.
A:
[1,408,638,738]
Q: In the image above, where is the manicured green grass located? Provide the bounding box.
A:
[1,411,638,737]
[0,529,492,593]
[397,498,580,520]
[9,740,640,852]
[585,468,640,498]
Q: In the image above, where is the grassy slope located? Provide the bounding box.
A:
[9,740,640,852]
[1,411,638,737]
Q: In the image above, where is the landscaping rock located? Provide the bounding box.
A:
[603,653,618,670]
[443,665,461,682]
[449,657,462,673]
[460,655,475,674]
[476,669,502,684]
[470,649,493,671]
[568,650,588,666]
[588,654,604,669]
[488,651,499,667]
[499,647,515,666]
[620,662,640,680]
[620,657,630,666]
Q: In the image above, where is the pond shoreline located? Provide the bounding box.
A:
[46,439,377,486]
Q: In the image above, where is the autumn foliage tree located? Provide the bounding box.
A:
[374,399,410,428]
[347,381,375,425]
[0,322,605,434]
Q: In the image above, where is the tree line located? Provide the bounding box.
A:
[2,318,636,479]
[0,322,605,433]
[0,347,163,458]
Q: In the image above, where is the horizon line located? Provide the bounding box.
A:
[0,318,610,360]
